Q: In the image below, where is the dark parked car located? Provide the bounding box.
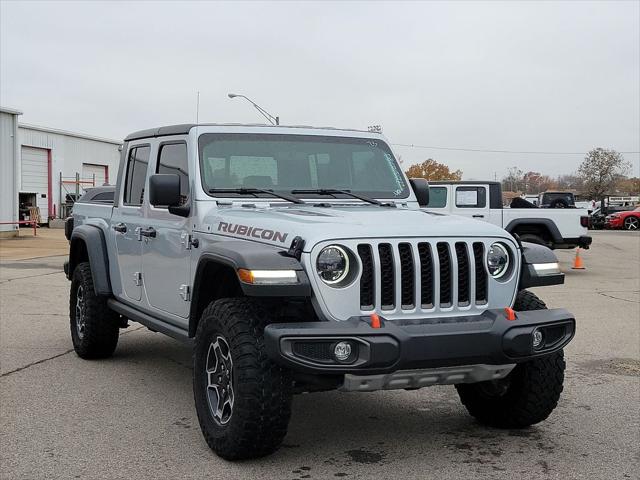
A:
[77,186,115,204]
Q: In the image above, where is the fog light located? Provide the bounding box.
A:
[334,341,352,361]
[533,329,544,349]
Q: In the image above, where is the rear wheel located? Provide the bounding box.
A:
[624,216,639,230]
[193,298,293,460]
[69,262,119,359]
[455,290,565,428]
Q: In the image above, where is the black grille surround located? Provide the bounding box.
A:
[352,240,494,314]
[358,244,375,310]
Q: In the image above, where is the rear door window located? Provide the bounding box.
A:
[455,186,486,208]
[123,146,150,206]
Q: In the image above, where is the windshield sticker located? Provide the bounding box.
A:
[384,152,406,197]
[218,222,289,243]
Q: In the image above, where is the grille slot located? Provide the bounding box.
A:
[473,242,487,303]
[398,243,415,309]
[358,244,374,310]
[378,243,395,310]
[455,242,470,306]
[437,243,452,307]
[418,242,434,308]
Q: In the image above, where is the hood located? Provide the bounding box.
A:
[198,203,512,251]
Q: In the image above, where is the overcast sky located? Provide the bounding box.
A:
[1,0,638,179]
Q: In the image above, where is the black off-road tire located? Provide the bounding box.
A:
[193,298,293,460]
[69,262,119,359]
[455,290,565,428]
[513,289,548,311]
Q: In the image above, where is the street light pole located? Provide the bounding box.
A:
[227,93,279,125]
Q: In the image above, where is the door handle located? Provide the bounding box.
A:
[113,223,127,233]
[139,227,157,238]
[472,214,485,218]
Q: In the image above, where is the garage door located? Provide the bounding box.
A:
[82,163,108,187]
[21,146,49,221]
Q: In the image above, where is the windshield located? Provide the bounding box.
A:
[198,133,409,199]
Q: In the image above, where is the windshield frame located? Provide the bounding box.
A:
[197,133,410,201]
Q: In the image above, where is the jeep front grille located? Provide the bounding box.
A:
[357,241,488,312]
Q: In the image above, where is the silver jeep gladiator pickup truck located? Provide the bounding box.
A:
[64,124,575,460]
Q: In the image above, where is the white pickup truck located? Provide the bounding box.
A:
[424,181,592,250]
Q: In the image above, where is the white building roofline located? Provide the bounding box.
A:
[18,122,122,145]
[1,106,23,115]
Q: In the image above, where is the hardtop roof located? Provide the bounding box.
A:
[123,123,372,142]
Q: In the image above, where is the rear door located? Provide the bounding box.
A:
[111,143,151,302]
[451,185,494,224]
[141,139,192,321]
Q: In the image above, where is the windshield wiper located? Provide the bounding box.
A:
[208,188,306,204]
[290,189,395,207]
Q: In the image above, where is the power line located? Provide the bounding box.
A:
[392,143,640,155]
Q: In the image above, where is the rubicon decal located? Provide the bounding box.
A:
[218,222,289,243]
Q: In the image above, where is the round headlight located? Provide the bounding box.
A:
[487,243,510,279]
[317,245,349,285]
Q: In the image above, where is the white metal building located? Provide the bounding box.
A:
[0,107,22,236]
[0,106,122,235]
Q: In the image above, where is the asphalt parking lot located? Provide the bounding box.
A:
[1,230,638,480]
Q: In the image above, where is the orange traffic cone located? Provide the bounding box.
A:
[572,248,585,270]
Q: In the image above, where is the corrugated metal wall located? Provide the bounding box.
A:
[0,111,18,233]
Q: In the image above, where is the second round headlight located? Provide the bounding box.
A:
[317,245,349,285]
[487,243,510,279]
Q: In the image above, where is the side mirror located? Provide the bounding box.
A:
[409,178,430,207]
[149,174,181,207]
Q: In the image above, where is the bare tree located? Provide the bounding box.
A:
[501,167,524,193]
[555,174,584,192]
[578,148,631,200]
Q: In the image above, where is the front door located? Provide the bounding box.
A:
[141,140,192,321]
[112,144,151,302]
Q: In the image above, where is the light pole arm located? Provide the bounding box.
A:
[231,94,279,125]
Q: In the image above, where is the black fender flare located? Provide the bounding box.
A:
[69,225,112,296]
[518,241,564,289]
[505,218,563,243]
[189,241,311,337]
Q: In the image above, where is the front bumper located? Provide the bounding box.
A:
[605,218,622,229]
[264,308,575,375]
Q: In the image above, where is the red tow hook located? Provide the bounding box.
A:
[504,307,517,321]
[370,313,382,329]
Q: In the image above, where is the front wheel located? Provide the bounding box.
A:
[455,290,565,428]
[193,298,293,460]
[69,262,120,359]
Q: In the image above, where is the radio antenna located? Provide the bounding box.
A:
[196,91,200,123]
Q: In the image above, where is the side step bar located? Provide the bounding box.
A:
[107,299,192,344]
